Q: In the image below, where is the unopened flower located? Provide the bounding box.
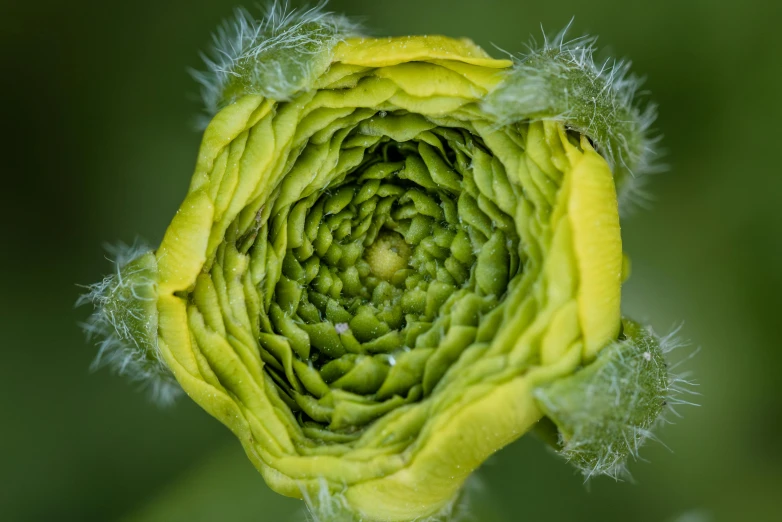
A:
[81,3,689,521]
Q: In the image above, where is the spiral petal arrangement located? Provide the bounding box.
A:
[82,4,682,521]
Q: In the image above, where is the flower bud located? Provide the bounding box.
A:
[82,3,680,521]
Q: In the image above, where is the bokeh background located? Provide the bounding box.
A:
[2,0,780,520]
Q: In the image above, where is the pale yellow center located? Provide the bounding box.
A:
[364,231,411,281]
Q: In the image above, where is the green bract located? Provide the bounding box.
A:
[82,4,679,521]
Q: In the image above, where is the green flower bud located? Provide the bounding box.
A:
[81,3,686,521]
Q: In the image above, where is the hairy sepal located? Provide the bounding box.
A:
[481,25,659,211]
[533,318,685,479]
[193,1,362,114]
[78,242,180,404]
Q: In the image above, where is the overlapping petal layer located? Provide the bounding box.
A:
[82,10,674,521]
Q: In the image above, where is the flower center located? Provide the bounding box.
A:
[364,231,410,281]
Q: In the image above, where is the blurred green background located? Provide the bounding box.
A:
[2,0,780,521]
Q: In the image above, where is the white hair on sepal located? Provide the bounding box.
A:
[300,479,353,522]
[482,21,662,214]
[657,324,701,415]
[193,1,363,115]
[77,240,181,406]
[532,319,698,481]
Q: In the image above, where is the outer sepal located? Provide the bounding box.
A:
[533,318,672,479]
[193,1,362,114]
[79,244,180,404]
[481,27,659,211]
